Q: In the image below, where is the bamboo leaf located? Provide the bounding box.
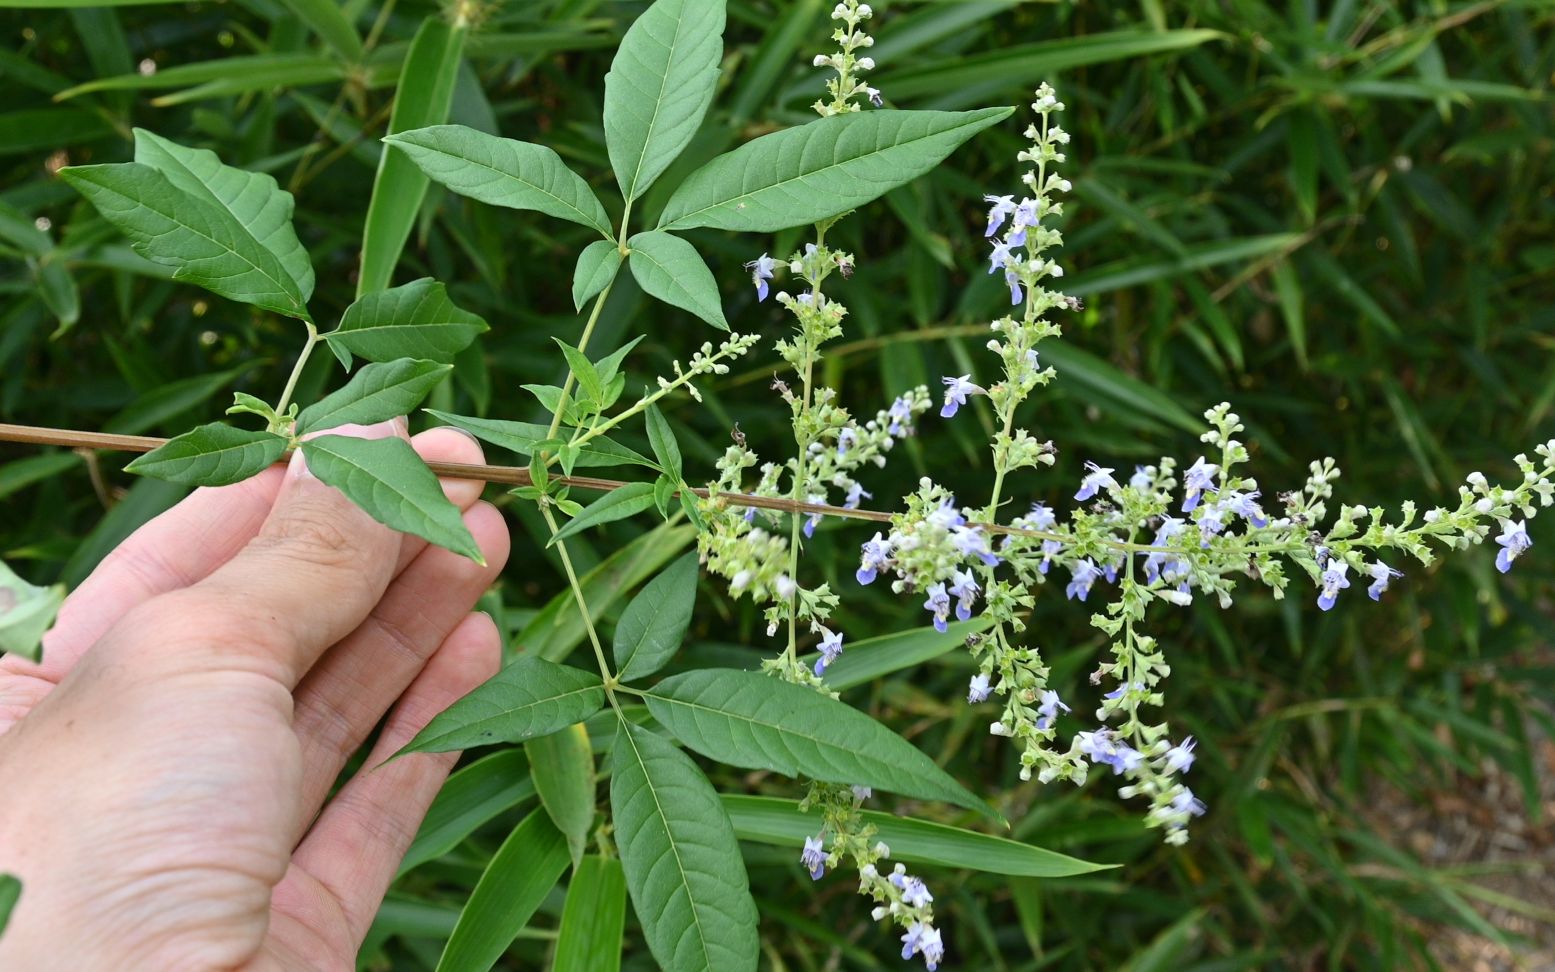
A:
[553,856,626,972]
[399,749,534,876]
[434,809,570,972]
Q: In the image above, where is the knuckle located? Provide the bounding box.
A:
[249,502,366,572]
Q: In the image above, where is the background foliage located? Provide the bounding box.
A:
[2,0,1554,968]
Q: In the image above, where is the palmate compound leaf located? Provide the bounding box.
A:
[298,434,481,563]
[657,107,1015,233]
[386,125,613,238]
[627,231,728,330]
[295,358,452,434]
[325,277,489,369]
[603,0,726,202]
[610,719,758,972]
[131,129,315,304]
[646,669,1001,822]
[397,655,606,755]
[125,422,289,487]
[59,161,313,320]
[613,551,697,681]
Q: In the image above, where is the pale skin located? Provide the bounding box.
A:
[0,419,511,971]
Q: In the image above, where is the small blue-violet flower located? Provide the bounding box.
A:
[803,494,826,538]
[948,569,979,620]
[1035,689,1069,730]
[1066,558,1102,601]
[983,194,1017,237]
[1496,519,1532,573]
[924,582,951,633]
[857,532,893,585]
[1316,560,1351,611]
[1366,561,1402,601]
[952,525,1000,567]
[745,253,776,301]
[940,375,983,418]
[801,834,827,880]
[1182,456,1219,512]
[901,922,945,971]
[1162,736,1197,775]
[967,672,992,703]
[1074,461,1118,501]
[813,627,844,676]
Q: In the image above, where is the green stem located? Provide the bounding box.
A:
[785,224,828,666]
[539,504,622,711]
[275,322,320,424]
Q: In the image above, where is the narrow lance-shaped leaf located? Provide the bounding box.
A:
[548,481,657,546]
[387,125,613,237]
[398,655,605,754]
[325,277,488,369]
[628,231,727,330]
[399,749,534,877]
[611,719,759,972]
[132,128,315,303]
[573,239,623,312]
[434,809,570,972]
[126,422,289,487]
[296,359,451,434]
[722,795,1114,877]
[525,722,595,866]
[658,107,1014,233]
[423,409,656,470]
[358,17,465,297]
[299,434,481,562]
[553,856,627,972]
[613,551,698,681]
[59,162,312,319]
[644,403,681,480]
[603,0,726,201]
[647,668,1000,821]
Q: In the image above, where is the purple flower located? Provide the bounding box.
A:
[1367,561,1402,601]
[967,672,992,703]
[803,494,825,538]
[1035,689,1069,730]
[1171,788,1207,818]
[1129,465,1153,490]
[1074,461,1118,502]
[857,532,892,585]
[940,375,982,418]
[952,525,999,567]
[801,834,826,880]
[812,627,844,676]
[901,922,945,971]
[1007,198,1038,246]
[1039,538,1063,575]
[837,427,858,459]
[852,785,872,801]
[924,582,951,633]
[887,396,914,437]
[986,239,1015,274]
[1197,505,1227,546]
[1066,558,1102,601]
[1004,268,1024,305]
[1182,457,1219,512]
[1496,520,1532,573]
[928,498,967,530]
[1221,489,1268,528]
[890,868,934,908]
[949,569,979,620]
[844,482,870,509]
[1027,502,1057,530]
[983,195,1017,237]
[1075,730,1144,775]
[745,253,776,301]
[1162,736,1196,775]
[1316,560,1350,611]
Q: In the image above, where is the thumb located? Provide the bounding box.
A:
[185,419,408,686]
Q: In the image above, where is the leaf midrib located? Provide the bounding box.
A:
[620,0,691,201]
[619,724,715,971]
[660,109,1004,228]
[420,684,602,749]
[395,136,606,233]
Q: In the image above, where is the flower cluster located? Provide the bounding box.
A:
[812,1,881,115]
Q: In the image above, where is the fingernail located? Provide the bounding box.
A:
[289,418,405,480]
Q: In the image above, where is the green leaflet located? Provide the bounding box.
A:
[274,0,361,61]
[131,129,315,303]
[296,359,451,434]
[0,559,65,662]
[434,809,570,972]
[399,749,534,876]
[325,277,489,369]
[613,551,697,681]
[387,125,613,238]
[610,720,758,972]
[646,669,999,821]
[553,856,627,972]
[126,422,288,486]
[397,655,605,754]
[423,409,655,470]
[60,162,312,320]
[657,107,1013,232]
[603,0,726,201]
[358,16,465,297]
[643,403,681,480]
[0,874,18,937]
[722,796,1114,878]
[627,231,727,330]
[525,722,595,865]
[548,481,657,546]
[298,433,481,562]
[572,239,623,311]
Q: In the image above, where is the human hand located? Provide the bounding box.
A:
[0,419,510,971]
